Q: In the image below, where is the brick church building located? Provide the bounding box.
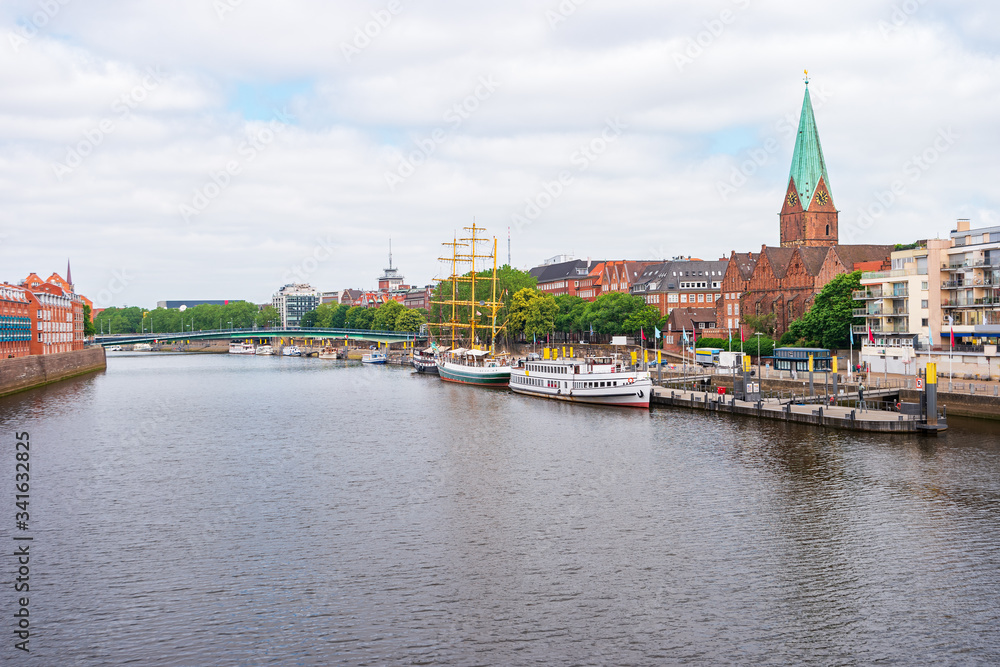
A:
[718,77,892,339]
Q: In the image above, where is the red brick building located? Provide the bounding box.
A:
[632,258,728,318]
[529,259,595,298]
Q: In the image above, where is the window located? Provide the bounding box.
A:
[734,304,739,316]
[727,318,732,329]
[698,294,704,303]
[826,224,830,235]
[921,318,928,327]
[921,300,928,308]
[681,294,687,303]
[727,303,732,315]
[921,281,928,290]
[668,294,678,303]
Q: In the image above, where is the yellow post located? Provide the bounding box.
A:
[644,349,649,364]
[543,347,550,360]
[743,355,751,373]
[926,362,937,384]
[832,355,838,373]
[570,347,574,358]
[808,354,814,372]
[562,346,566,359]
[657,350,662,364]
[631,351,637,365]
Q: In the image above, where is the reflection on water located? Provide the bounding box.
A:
[0,352,998,665]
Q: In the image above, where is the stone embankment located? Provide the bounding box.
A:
[0,347,107,398]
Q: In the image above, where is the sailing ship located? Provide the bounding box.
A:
[509,354,652,409]
[432,223,511,387]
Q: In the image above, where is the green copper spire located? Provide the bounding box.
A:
[788,78,831,210]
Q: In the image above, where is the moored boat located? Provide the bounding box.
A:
[362,350,387,364]
[319,345,343,359]
[255,344,274,356]
[509,355,652,408]
[437,348,511,386]
[412,346,443,374]
[133,343,152,351]
[281,345,302,357]
[229,342,256,354]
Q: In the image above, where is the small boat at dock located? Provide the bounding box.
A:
[362,350,387,364]
[412,346,443,374]
[255,345,274,356]
[282,345,302,357]
[229,342,256,354]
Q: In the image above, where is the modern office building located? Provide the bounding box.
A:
[272,284,320,328]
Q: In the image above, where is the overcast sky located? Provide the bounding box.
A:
[1,0,998,308]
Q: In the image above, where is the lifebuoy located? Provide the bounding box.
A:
[896,402,901,411]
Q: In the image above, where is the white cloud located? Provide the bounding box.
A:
[0,0,998,305]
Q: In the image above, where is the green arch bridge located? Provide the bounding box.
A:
[94,327,426,347]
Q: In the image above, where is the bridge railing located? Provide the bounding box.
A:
[94,326,426,342]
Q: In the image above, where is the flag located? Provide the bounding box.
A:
[641,327,646,341]
[729,328,732,348]
[692,327,697,345]
[948,315,954,348]
[850,325,854,346]
[589,323,594,337]
[867,321,874,344]
[654,326,661,339]
[682,327,688,343]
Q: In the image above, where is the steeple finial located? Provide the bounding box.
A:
[388,238,393,270]
[803,69,809,85]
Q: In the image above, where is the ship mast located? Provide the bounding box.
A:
[432,222,506,351]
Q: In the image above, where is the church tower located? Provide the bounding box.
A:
[779,74,838,247]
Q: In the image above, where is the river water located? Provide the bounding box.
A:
[1,352,998,665]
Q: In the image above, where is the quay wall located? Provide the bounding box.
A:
[651,389,919,433]
[689,375,1000,422]
[0,347,107,398]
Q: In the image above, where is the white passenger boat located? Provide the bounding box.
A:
[282,345,302,357]
[229,342,256,355]
[255,345,274,356]
[133,343,152,351]
[108,345,123,352]
[509,355,652,409]
[362,351,387,364]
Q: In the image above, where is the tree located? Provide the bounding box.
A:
[345,306,374,330]
[299,310,319,328]
[581,292,649,335]
[82,304,96,337]
[255,305,281,328]
[394,309,426,332]
[784,271,862,349]
[554,294,587,334]
[508,288,558,338]
[373,300,405,331]
[624,304,661,336]
[743,312,777,337]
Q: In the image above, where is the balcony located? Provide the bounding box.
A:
[852,289,882,300]
[941,280,966,289]
[889,286,909,298]
[862,268,913,280]
[853,307,882,317]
